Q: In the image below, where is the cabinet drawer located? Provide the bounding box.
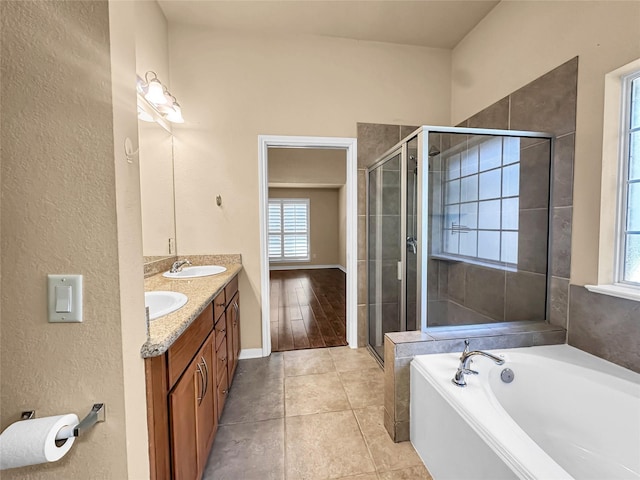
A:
[213,289,225,323]
[216,369,229,421]
[215,342,227,386]
[224,275,238,306]
[214,316,227,351]
[167,303,213,389]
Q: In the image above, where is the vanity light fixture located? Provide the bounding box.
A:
[144,71,168,105]
[137,71,185,125]
[165,97,184,124]
[137,104,154,123]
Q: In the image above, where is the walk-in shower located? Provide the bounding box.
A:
[367,127,553,362]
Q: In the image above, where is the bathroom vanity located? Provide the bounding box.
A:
[141,261,242,480]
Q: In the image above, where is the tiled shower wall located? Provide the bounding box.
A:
[427,136,551,326]
[453,57,578,330]
[460,56,640,373]
[359,57,639,374]
[357,124,418,347]
[357,58,578,340]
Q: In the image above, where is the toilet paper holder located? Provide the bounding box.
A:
[20,403,105,440]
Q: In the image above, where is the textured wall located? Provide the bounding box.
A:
[168,26,451,349]
[110,1,152,478]
[0,1,146,478]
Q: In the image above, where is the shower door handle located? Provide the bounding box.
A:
[406,236,417,254]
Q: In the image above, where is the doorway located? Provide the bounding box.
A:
[258,135,358,357]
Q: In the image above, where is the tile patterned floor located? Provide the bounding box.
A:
[203,347,432,480]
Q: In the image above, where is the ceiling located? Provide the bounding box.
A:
[158,0,500,49]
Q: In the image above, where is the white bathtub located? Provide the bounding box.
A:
[410,345,640,480]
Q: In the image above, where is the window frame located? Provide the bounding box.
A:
[435,135,521,271]
[588,58,640,302]
[616,70,640,286]
[268,198,310,263]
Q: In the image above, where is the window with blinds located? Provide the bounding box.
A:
[268,198,310,262]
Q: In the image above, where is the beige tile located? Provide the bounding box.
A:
[336,474,379,480]
[378,465,432,480]
[284,348,335,377]
[329,346,380,372]
[285,372,350,417]
[285,410,376,479]
[339,368,384,408]
[354,406,423,473]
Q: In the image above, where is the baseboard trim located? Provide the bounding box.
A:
[269,264,344,271]
[238,348,264,359]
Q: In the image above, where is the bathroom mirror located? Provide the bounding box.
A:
[138,119,177,262]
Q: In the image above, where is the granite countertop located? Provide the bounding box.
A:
[140,255,242,358]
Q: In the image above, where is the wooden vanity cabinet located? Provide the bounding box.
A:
[169,332,216,480]
[145,273,241,480]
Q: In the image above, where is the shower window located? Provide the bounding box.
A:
[438,135,520,267]
[268,198,310,261]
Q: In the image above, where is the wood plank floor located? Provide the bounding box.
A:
[270,269,347,352]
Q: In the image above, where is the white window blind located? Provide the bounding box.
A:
[268,199,310,262]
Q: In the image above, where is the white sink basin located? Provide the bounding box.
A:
[145,291,188,320]
[162,265,227,279]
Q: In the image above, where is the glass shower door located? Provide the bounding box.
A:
[368,150,403,361]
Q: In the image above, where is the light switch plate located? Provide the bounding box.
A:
[48,274,83,323]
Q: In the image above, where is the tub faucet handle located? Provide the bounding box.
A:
[452,339,505,387]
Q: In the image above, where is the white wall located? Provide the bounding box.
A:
[168,26,451,348]
[451,0,640,285]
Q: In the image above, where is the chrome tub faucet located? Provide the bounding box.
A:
[452,339,505,387]
[170,259,191,273]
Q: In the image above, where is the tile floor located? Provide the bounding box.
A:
[203,347,432,480]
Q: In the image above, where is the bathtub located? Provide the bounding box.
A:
[410,345,640,480]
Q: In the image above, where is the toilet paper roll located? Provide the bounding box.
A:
[0,414,79,470]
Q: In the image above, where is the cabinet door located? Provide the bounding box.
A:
[230,293,240,381]
[216,368,229,421]
[196,335,216,474]
[225,303,235,383]
[169,364,198,480]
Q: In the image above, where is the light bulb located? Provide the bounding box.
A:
[145,79,167,105]
[166,103,184,123]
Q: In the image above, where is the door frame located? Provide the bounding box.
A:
[258,135,358,357]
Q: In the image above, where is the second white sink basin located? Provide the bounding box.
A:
[145,291,188,320]
[162,265,227,279]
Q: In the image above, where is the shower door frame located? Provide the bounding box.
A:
[417,126,554,331]
[365,126,554,360]
[366,143,409,361]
